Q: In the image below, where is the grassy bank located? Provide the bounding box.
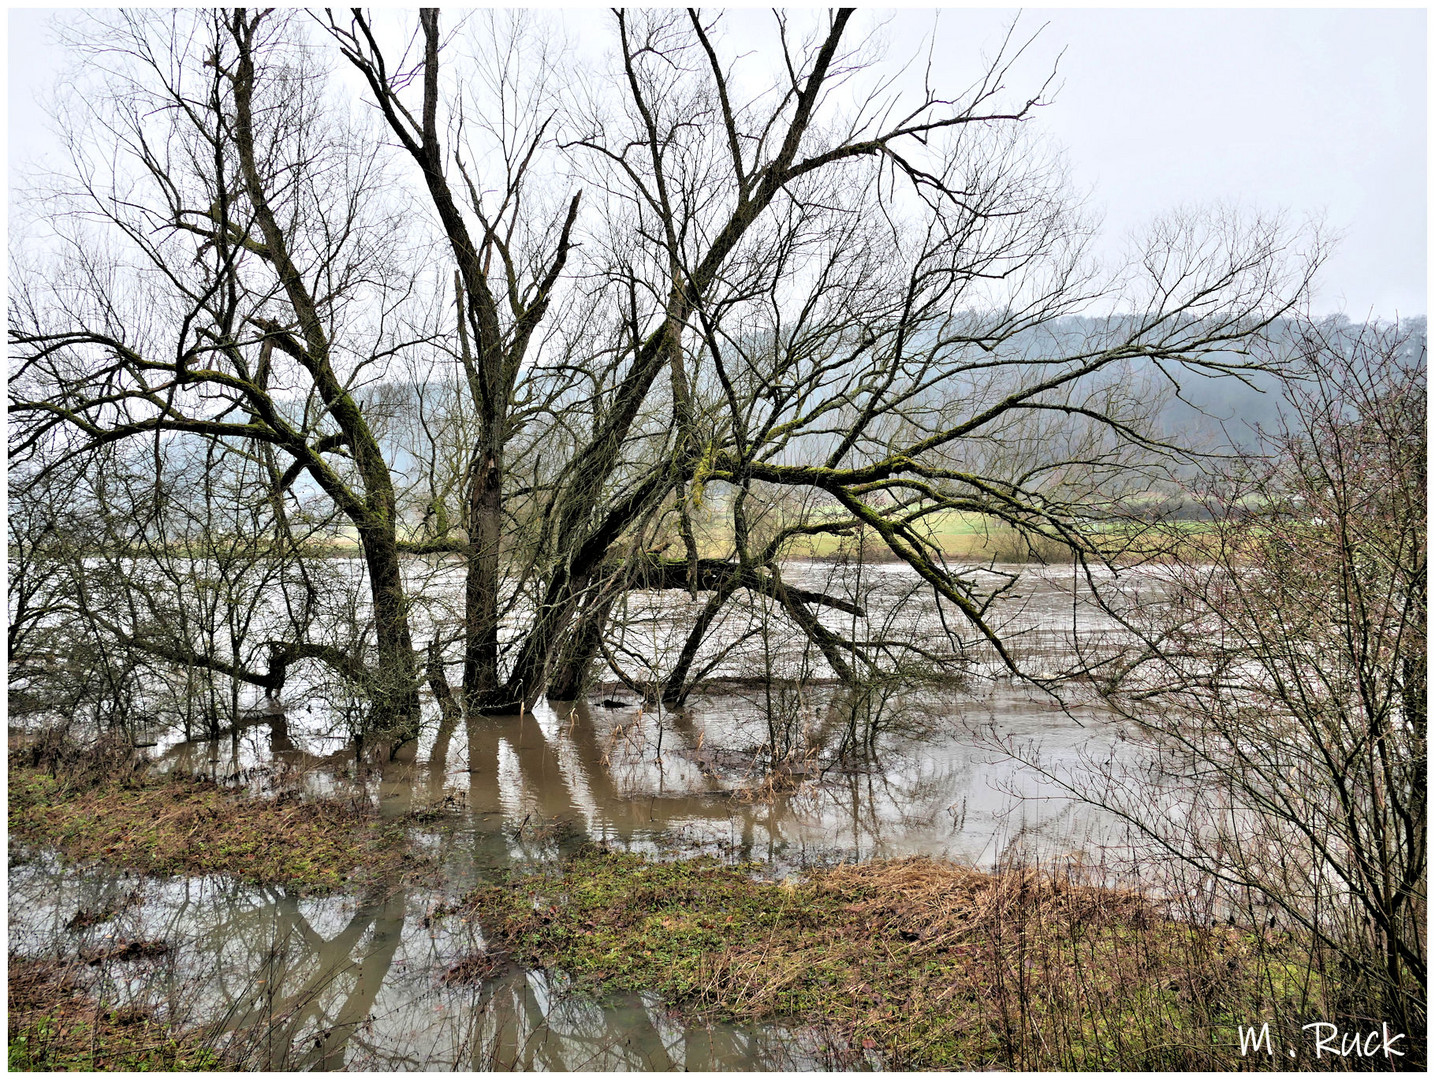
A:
[8,958,223,1071]
[457,847,1317,1071]
[8,745,420,1071]
[699,506,1222,566]
[9,754,408,893]
[9,744,1350,1070]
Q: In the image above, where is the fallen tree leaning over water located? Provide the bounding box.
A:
[11,9,1319,746]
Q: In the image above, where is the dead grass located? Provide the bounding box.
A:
[457,847,1349,1070]
[441,949,514,986]
[8,956,223,1071]
[815,855,1156,945]
[8,744,419,893]
[63,906,119,932]
[78,940,172,966]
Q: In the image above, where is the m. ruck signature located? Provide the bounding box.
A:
[1238,1022,1406,1061]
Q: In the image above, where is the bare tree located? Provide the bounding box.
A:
[10,9,432,737]
[327,8,1318,714]
[12,8,1320,746]
[322,8,582,713]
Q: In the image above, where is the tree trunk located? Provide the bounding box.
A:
[359,521,420,743]
[662,574,741,705]
[488,572,580,713]
[463,441,503,709]
[546,589,618,700]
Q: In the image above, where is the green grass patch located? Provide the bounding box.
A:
[8,760,404,893]
[458,848,1326,1070]
[8,958,223,1071]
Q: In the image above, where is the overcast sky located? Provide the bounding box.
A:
[7,6,1426,318]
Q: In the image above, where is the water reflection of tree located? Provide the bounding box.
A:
[12,848,815,1070]
[27,687,1092,1066]
[144,878,404,1070]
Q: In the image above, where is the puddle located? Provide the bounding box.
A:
[8,850,823,1070]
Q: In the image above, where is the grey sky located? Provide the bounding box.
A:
[7,6,1425,318]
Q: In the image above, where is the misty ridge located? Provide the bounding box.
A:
[346,313,1425,526]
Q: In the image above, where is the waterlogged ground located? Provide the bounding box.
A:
[9,562,1155,1070]
[8,850,823,1070]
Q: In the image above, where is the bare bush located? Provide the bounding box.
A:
[1077,319,1426,1040]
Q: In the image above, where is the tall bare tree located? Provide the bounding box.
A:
[326,8,1319,714]
[12,8,1320,741]
[10,9,431,736]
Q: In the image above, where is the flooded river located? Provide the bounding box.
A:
[10,562,1149,1069]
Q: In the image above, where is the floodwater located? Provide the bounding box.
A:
[8,851,820,1070]
[8,562,1150,1070]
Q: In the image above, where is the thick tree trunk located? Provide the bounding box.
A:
[546,589,618,700]
[463,441,503,709]
[359,522,420,744]
[488,571,581,713]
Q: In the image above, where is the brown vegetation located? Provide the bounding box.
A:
[457,846,1346,1070]
[8,738,417,892]
[8,957,222,1071]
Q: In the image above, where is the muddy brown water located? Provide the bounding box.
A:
[8,562,1149,1070]
[9,849,826,1070]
